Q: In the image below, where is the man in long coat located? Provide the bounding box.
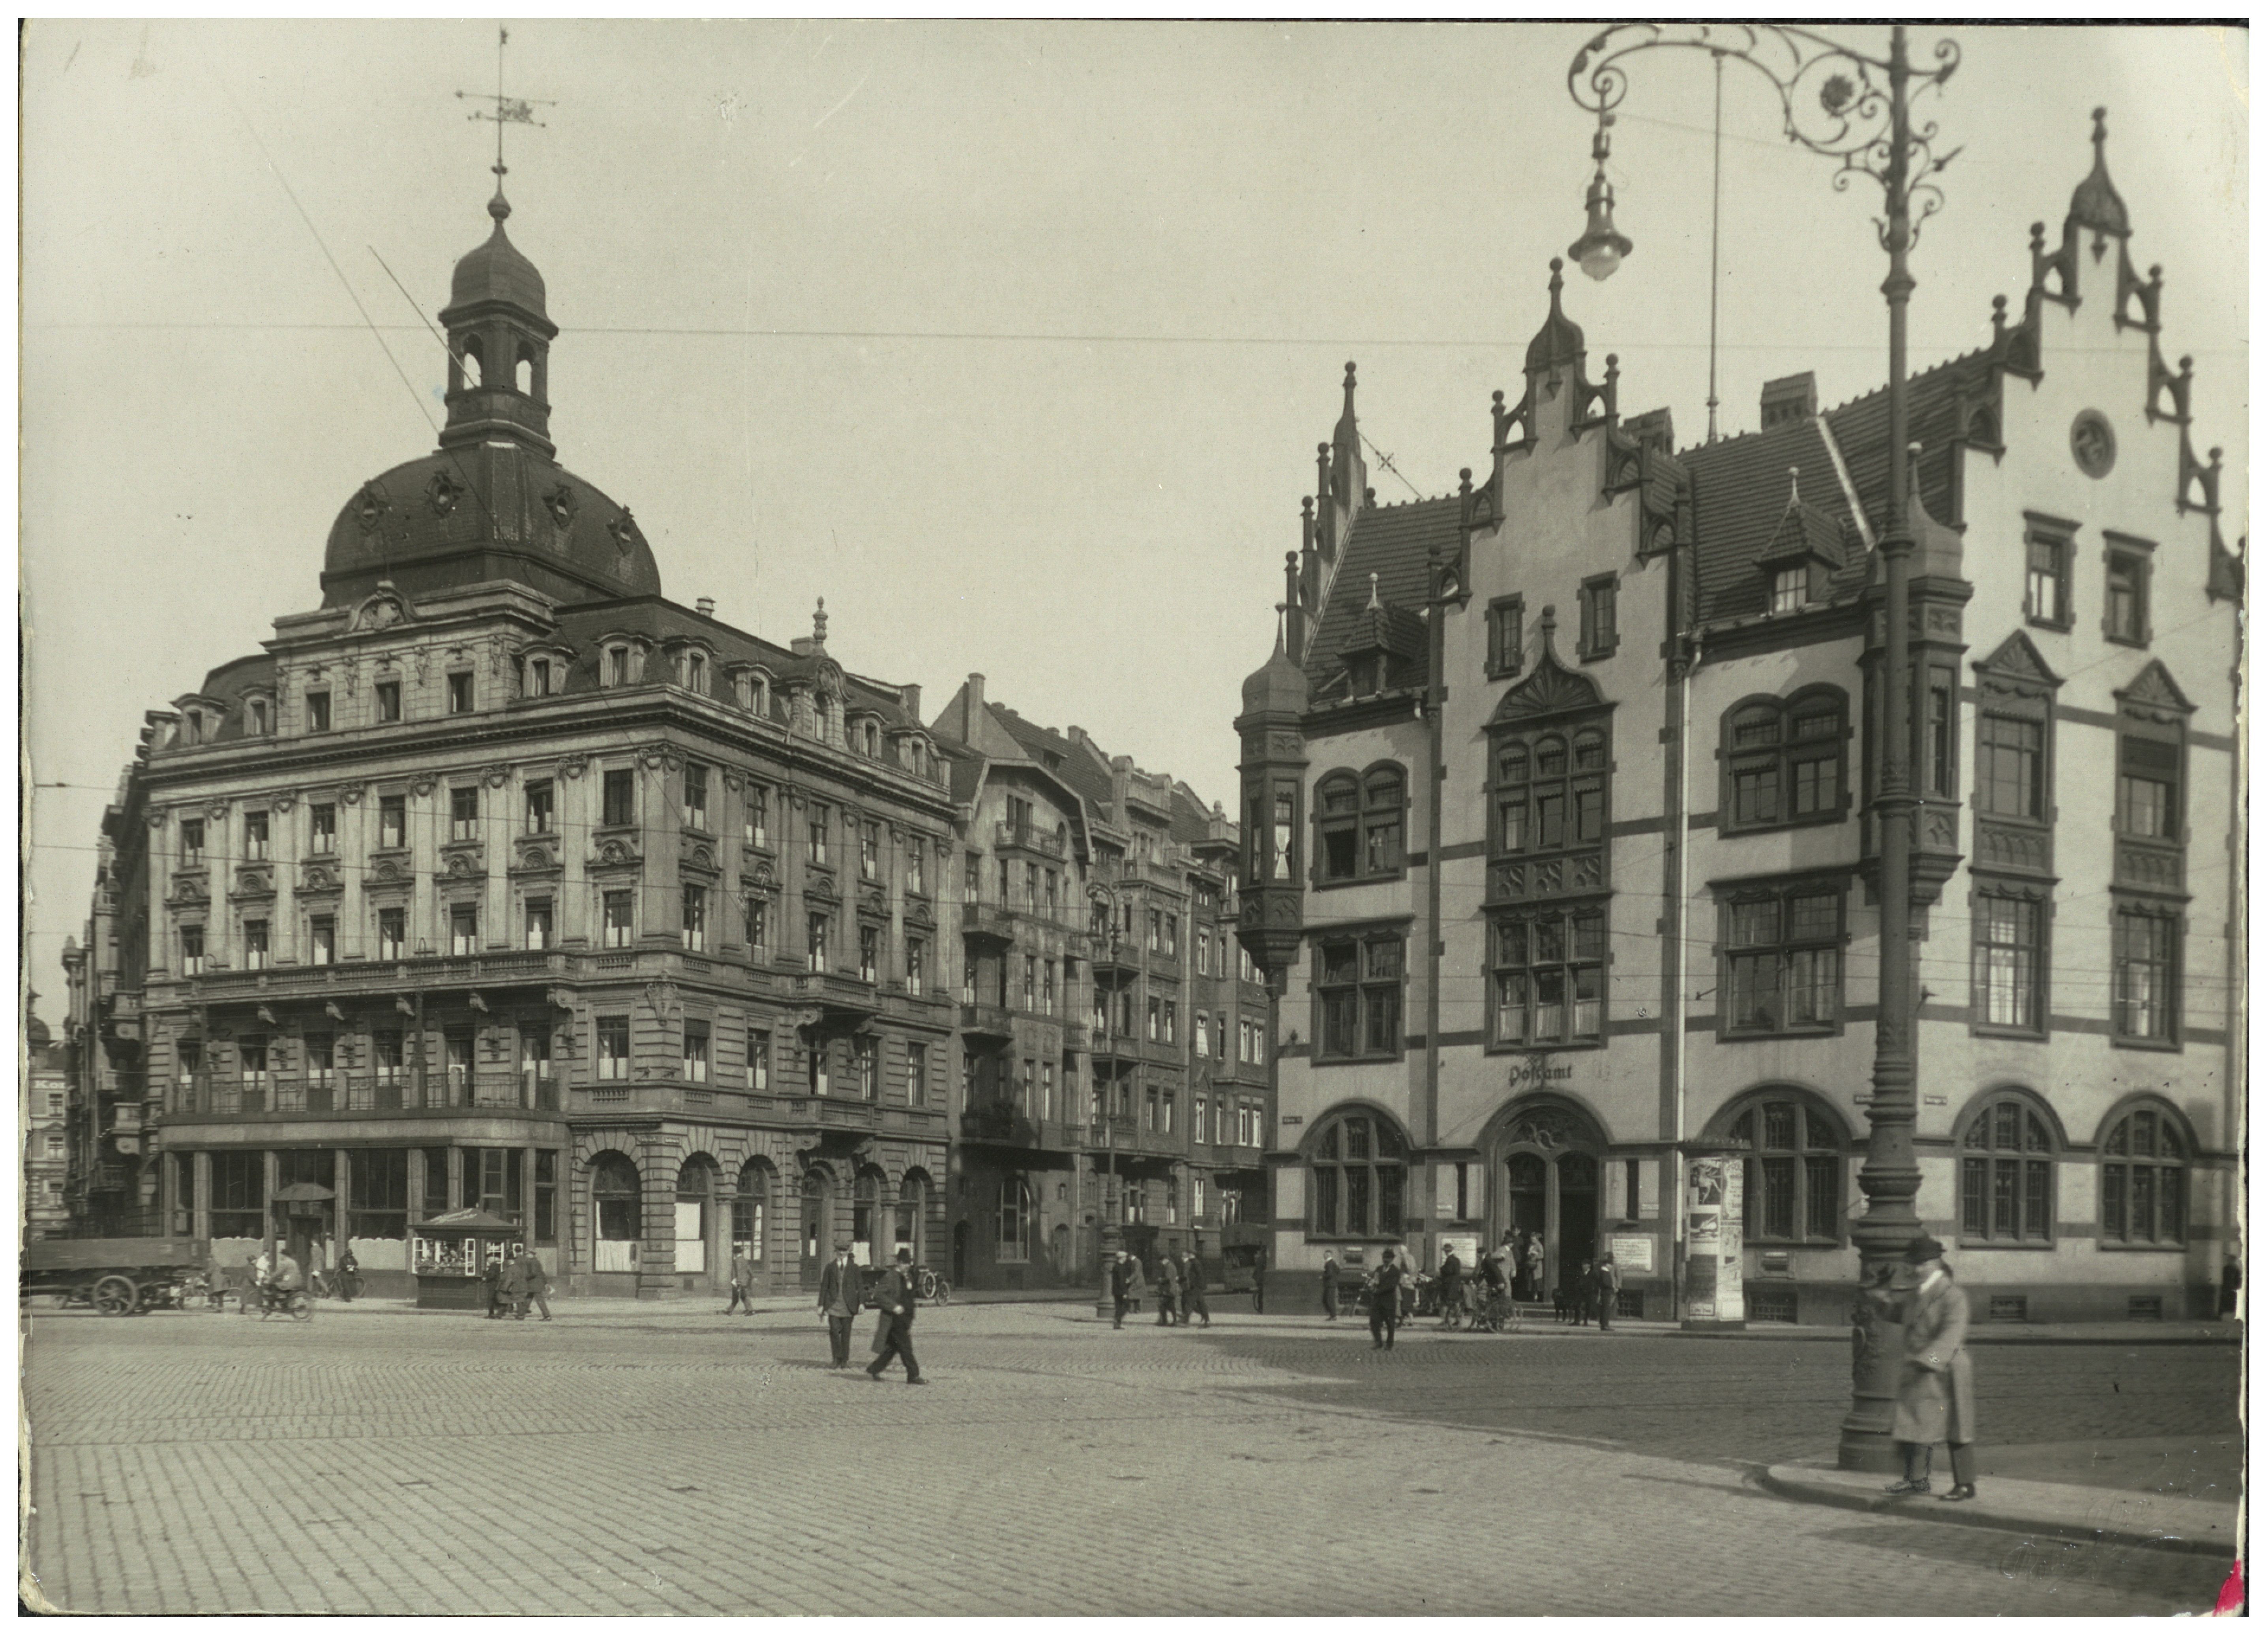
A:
[1367,1248,1405,1351]
[817,1240,862,1367]
[1435,1246,1464,1328]
[517,1248,551,1321]
[864,1248,925,1384]
[1153,1251,1181,1327]
[1109,1250,1138,1329]
[1177,1248,1211,1328]
[1887,1235,1977,1501]
[1321,1252,1341,1322]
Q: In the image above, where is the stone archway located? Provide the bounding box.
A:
[1483,1095,1610,1301]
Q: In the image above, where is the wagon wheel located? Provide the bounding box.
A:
[91,1275,139,1317]
[286,1291,314,1323]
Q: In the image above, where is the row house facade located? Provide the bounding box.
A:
[929,676,1271,1289]
[67,187,960,1296]
[1238,112,2241,1323]
[24,1011,73,1237]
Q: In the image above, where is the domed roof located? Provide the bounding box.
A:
[1242,634,1310,716]
[321,439,661,608]
[446,193,548,320]
[2067,107,2129,242]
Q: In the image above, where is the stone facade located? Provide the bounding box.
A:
[1239,116,2241,1325]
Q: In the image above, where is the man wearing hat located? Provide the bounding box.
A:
[864,1248,926,1385]
[817,1239,862,1368]
[1887,1235,1978,1502]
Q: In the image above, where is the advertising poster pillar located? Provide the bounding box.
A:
[1681,1154,1745,1330]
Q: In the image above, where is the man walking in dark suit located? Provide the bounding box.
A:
[817,1240,862,1368]
[1368,1248,1405,1351]
[1321,1252,1341,1321]
[1154,1251,1182,1327]
[1178,1248,1211,1327]
[1109,1250,1138,1329]
[864,1248,925,1385]
[1592,1252,1621,1331]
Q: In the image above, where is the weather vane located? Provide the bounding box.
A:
[455,25,557,205]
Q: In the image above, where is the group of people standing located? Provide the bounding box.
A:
[482,1248,552,1320]
[1107,1247,1214,1330]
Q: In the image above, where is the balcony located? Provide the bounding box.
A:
[163,1072,563,1120]
[1060,1022,1090,1052]
[178,947,566,1001]
[1091,944,1141,978]
[960,901,1017,944]
[959,1001,1015,1041]
[994,822,1065,859]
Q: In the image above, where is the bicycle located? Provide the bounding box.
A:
[310,1268,364,1301]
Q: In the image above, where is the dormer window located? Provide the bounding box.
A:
[607,646,632,687]
[862,720,880,758]
[247,698,271,735]
[525,658,553,698]
[183,710,204,744]
[684,651,707,693]
[1770,566,1808,615]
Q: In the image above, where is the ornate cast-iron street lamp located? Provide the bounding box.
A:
[1566,23,1960,1473]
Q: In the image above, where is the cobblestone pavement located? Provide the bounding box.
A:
[21,1300,2237,1616]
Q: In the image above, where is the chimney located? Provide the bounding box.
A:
[695,596,716,618]
[1760,372,1818,431]
[963,673,986,741]
[898,682,921,722]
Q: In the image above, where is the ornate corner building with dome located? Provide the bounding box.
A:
[1235,113,2242,1325]
[60,186,975,1296]
[60,182,1265,1299]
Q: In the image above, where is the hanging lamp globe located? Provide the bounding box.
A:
[1570,165,1633,281]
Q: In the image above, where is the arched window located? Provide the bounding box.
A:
[675,1157,716,1274]
[460,336,485,389]
[733,1159,770,1262]
[1958,1091,2056,1244]
[1722,689,1847,832]
[514,344,534,395]
[1721,1092,1846,1244]
[1308,1110,1407,1239]
[2100,1103,2187,1246]
[591,1152,641,1272]
[997,1176,1033,1263]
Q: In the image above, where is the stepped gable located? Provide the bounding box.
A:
[1301,493,1462,694]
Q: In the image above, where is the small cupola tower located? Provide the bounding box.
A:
[1234,618,1312,991]
[439,174,560,460]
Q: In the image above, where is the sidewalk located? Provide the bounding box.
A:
[1762,1435,2243,1558]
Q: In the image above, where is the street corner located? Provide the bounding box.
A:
[1757,1459,2242,1560]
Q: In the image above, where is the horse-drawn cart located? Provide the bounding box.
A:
[21,1236,212,1315]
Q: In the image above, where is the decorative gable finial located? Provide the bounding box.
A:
[1787,466,1801,507]
[2067,104,2130,260]
[812,597,827,650]
[1538,603,1558,656]
[1366,572,1382,611]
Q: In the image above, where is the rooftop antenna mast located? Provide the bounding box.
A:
[455,25,556,208]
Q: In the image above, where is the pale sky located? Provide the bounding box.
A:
[19,21,2249,1011]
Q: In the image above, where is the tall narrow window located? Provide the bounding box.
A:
[808,805,830,866]
[2111,903,2178,1043]
[450,902,479,956]
[447,672,472,713]
[745,784,769,848]
[1971,891,2044,1033]
[1364,769,1404,874]
[807,912,829,973]
[681,885,707,952]
[1486,595,1525,677]
[376,907,406,961]
[596,1017,631,1081]
[379,794,407,850]
[1925,666,1957,798]
[524,780,554,834]
[906,1041,927,1107]
[305,690,331,732]
[683,1021,711,1083]
[861,821,881,880]
[309,915,336,966]
[1314,933,1406,1061]
[450,786,479,842]
[1977,715,2045,818]
[375,680,401,722]
[2115,735,2180,840]
[244,810,270,861]
[744,895,768,954]
[243,918,270,970]
[747,1030,771,1092]
[859,923,881,984]
[181,818,205,866]
[682,763,709,830]
[907,837,926,895]
[1318,774,1360,880]
[2023,518,2073,628]
[524,896,553,951]
[603,890,634,949]
[602,769,635,827]
[1578,576,1619,659]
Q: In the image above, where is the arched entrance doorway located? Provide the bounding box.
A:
[895,1171,929,1266]
[1486,1095,1610,1303]
[676,1156,719,1286]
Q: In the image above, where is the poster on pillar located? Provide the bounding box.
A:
[1682,1157,1745,1323]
